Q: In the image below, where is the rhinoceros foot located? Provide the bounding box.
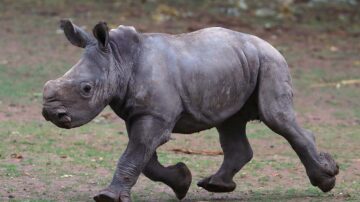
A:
[308,152,339,192]
[167,162,192,200]
[197,175,236,193]
[93,189,130,202]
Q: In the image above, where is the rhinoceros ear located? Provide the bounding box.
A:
[93,21,109,51]
[60,19,92,48]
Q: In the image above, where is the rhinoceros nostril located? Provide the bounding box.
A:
[57,112,67,119]
[57,112,72,123]
[56,109,71,123]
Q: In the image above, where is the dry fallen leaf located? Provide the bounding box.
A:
[101,113,113,120]
[10,153,23,159]
[61,174,73,178]
[329,46,338,52]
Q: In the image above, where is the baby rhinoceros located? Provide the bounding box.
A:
[42,19,339,202]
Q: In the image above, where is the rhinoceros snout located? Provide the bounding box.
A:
[42,106,72,129]
[43,80,58,101]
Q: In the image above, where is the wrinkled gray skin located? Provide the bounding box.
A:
[42,20,339,202]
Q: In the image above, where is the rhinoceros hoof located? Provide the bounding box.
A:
[167,162,192,200]
[93,189,131,202]
[93,189,118,202]
[197,175,236,193]
[309,152,339,192]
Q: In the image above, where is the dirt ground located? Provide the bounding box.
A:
[0,1,359,202]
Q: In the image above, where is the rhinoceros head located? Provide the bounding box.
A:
[42,20,117,129]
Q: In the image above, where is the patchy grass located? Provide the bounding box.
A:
[0,119,359,201]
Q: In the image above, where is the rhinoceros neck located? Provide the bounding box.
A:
[108,31,142,118]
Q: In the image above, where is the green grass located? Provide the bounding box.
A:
[1,164,21,177]
[0,63,70,103]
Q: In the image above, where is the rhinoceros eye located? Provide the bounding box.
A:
[80,82,93,96]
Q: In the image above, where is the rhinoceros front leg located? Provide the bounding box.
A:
[143,152,192,200]
[198,118,253,192]
[93,116,172,202]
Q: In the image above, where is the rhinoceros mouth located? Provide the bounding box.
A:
[42,106,72,129]
[53,119,72,129]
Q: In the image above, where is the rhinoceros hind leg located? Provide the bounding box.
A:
[257,60,339,192]
[198,117,252,193]
[143,152,192,199]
